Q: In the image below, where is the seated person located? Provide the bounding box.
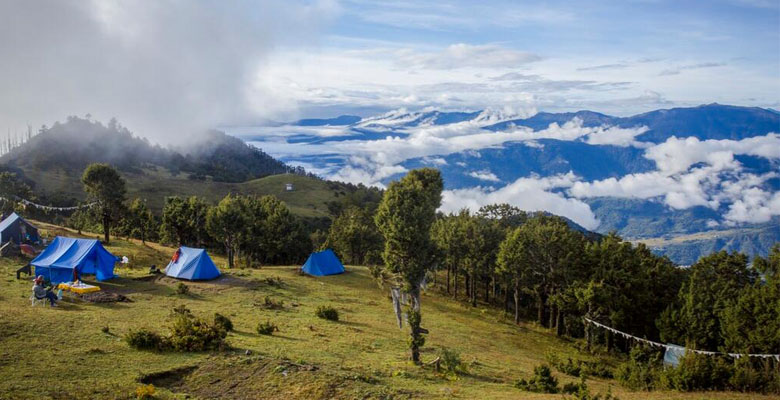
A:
[148,264,160,274]
[32,275,58,307]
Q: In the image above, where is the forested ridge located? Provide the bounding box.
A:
[0,116,299,182]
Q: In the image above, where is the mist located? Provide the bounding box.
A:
[0,0,338,144]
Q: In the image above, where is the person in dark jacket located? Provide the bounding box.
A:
[32,275,57,307]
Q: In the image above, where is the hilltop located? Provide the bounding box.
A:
[0,223,770,399]
[0,117,379,220]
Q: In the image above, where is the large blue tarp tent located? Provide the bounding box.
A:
[301,249,345,276]
[31,236,117,283]
[164,246,221,281]
[0,212,39,244]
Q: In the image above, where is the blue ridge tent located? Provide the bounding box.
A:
[31,236,117,283]
[164,246,221,281]
[0,212,39,245]
[301,249,345,276]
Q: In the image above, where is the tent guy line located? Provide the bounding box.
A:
[583,318,780,361]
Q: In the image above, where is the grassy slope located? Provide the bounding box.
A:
[25,168,337,218]
[0,225,775,399]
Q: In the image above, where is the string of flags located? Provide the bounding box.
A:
[583,317,780,362]
[0,195,97,212]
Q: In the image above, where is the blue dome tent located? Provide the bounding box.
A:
[164,246,221,281]
[31,237,117,283]
[301,249,345,276]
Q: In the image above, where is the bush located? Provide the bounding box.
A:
[547,352,613,379]
[260,296,284,310]
[257,320,278,335]
[168,313,228,352]
[438,347,463,375]
[659,352,732,391]
[214,313,233,332]
[175,282,189,295]
[615,346,662,391]
[564,378,620,400]
[172,304,191,315]
[515,364,559,393]
[315,305,339,321]
[135,384,156,400]
[125,329,168,351]
[125,309,228,353]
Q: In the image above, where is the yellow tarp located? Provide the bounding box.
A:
[57,282,100,294]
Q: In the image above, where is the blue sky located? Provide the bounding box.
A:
[266,0,779,118]
[0,0,778,136]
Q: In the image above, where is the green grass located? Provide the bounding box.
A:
[25,168,338,218]
[0,226,776,399]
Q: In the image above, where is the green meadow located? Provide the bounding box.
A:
[0,224,775,399]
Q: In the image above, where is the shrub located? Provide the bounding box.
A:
[615,346,662,391]
[101,326,110,334]
[261,296,284,310]
[315,305,339,321]
[515,364,559,393]
[125,329,168,351]
[547,353,581,377]
[214,313,233,332]
[126,310,228,353]
[168,313,228,352]
[175,282,189,295]
[659,352,732,391]
[257,320,278,335]
[172,304,191,315]
[438,347,463,375]
[135,384,156,400]
[547,352,613,379]
[566,378,620,400]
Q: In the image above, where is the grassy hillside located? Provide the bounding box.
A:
[0,224,772,399]
[20,167,340,218]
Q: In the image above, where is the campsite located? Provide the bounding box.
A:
[0,218,776,399]
[1,3,779,397]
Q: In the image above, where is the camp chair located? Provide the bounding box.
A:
[30,292,48,307]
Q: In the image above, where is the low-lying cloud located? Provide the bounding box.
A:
[0,0,338,143]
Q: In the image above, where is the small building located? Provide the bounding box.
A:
[285,183,294,191]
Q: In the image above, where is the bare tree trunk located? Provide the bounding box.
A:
[446,265,450,294]
[537,293,546,327]
[556,311,564,336]
[514,282,521,324]
[453,269,458,299]
[103,214,110,243]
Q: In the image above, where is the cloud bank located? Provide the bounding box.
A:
[0,0,338,143]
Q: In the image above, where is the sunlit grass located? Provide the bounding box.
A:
[0,228,773,399]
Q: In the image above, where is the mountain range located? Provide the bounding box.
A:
[234,103,780,265]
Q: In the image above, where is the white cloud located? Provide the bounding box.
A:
[0,0,340,142]
[440,173,600,230]
[397,44,542,70]
[585,125,650,147]
[645,134,780,174]
[468,170,501,182]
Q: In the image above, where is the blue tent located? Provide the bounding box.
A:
[0,212,39,245]
[301,249,345,276]
[31,236,117,283]
[164,247,221,281]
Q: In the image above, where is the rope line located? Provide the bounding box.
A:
[583,317,779,361]
[0,195,96,211]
